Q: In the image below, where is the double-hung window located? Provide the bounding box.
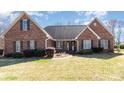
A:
[56,41,63,49]
[30,40,35,49]
[83,40,91,49]
[15,41,21,52]
[100,40,108,49]
[22,19,28,31]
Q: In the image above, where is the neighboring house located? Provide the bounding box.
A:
[2,12,114,55]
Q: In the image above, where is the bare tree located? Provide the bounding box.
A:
[107,19,117,38]
[116,20,124,44]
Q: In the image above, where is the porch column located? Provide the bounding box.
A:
[45,38,48,49]
[76,40,79,52]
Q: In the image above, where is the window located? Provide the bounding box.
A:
[22,19,28,31]
[83,40,91,49]
[56,41,63,49]
[100,40,108,49]
[67,42,69,50]
[30,40,35,49]
[16,41,21,52]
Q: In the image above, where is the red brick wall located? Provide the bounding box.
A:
[47,39,55,48]
[89,19,114,51]
[89,19,113,39]
[4,13,47,55]
[77,28,99,50]
[77,19,114,52]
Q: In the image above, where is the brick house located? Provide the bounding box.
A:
[2,12,114,55]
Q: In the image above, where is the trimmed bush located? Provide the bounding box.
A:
[46,48,55,58]
[4,53,13,57]
[34,49,46,57]
[92,47,103,53]
[114,45,119,48]
[0,49,3,55]
[120,44,124,49]
[77,50,93,55]
[12,53,24,58]
[23,49,35,57]
[4,53,23,58]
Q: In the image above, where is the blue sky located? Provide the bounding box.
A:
[1,11,124,27]
[0,11,124,41]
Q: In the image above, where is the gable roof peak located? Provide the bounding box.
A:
[89,17,113,37]
[2,11,52,39]
[20,11,28,15]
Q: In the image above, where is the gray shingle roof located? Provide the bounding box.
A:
[44,25,86,39]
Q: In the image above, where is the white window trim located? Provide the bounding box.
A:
[22,19,28,31]
[16,41,21,52]
[30,40,35,49]
[83,40,91,49]
[56,41,63,49]
[100,40,108,49]
[67,42,69,50]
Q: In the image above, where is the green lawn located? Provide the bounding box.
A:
[0,52,124,80]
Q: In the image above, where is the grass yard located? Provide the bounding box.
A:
[0,52,124,80]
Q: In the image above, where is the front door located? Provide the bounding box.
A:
[66,41,76,52]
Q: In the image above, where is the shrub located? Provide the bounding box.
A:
[12,53,24,58]
[55,49,65,53]
[114,45,119,48]
[0,49,3,55]
[23,49,35,57]
[120,44,124,49]
[4,53,13,57]
[92,47,103,53]
[46,48,55,58]
[77,50,93,55]
[34,49,46,57]
[4,53,23,58]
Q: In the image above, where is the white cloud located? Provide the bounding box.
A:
[9,12,19,22]
[27,11,50,20]
[0,21,3,25]
[27,11,44,17]
[47,11,57,14]
[45,15,49,20]
[83,21,90,25]
[84,11,107,18]
[75,11,108,25]
[75,11,85,16]
[74,19,81,24]
[0,11,12,16]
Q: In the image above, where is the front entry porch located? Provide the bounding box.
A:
[55,41,78,53]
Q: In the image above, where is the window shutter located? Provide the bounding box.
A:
[91,40,93,48]
[81,40,83,49]
[27,19,30,30]
[54,41,56,47]
[35,41,37,49]
[99,40,101,48]
[20,20,23,30]
[63,41,65,49]
[108,40,110,49]
[13,41,16,52]
[21,41,23,52]
[27,41,30,49]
